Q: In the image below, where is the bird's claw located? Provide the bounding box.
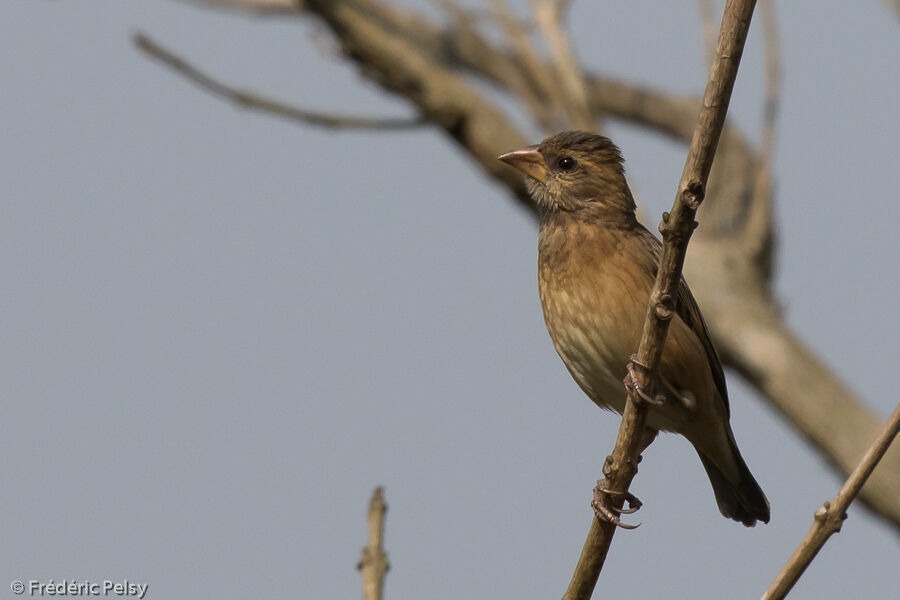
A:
[591,479,642,529]
[624,357,664,406]
[659,373,696,412]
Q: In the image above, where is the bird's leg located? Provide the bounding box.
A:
[623,355,665,406]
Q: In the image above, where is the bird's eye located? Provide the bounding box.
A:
[557,156,576,171]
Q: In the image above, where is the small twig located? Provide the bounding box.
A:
[132,32,424,131]
[698,0,718,68]
[531,0,593,130]
[357,487,390,600]
[490,0,568,131]
[762,402,900,600]
[742,0,781,260]
[562,1,758,598]
[430,0,496,24]
[177,0,304,14]
[435,0,550,131]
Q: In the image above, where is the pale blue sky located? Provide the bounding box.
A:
[1,1,898,599]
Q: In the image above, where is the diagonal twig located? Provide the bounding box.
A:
[762,401,900,600]
[562,1,759,598]
[133,33,425,130]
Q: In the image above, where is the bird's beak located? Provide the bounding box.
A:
[498,144,547,184]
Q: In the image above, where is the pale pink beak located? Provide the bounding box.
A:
[498,144,547,184]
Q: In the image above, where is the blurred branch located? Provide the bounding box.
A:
[762,402,900,600]
[179,0,303,15]
[532,0,593,129]
[299,0,534,208]
[489,0,566,131]
[741,0,780,267]
[133,33,424,130]
[563,2,757,597]
[160,0,900,529]
[884,0,900,17]
[357,487,390,600]
[698,0,717,68]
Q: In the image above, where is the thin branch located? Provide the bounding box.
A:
[133,33,424,130]
[177,0,304,15]
[741,0,780,264]
[489,0,568,131]
[698,0,717,68]
[762,402,900,600]
[531,0,594,129]
[357,487,390,600]
[562,1,758,597]
[434,0,552,131]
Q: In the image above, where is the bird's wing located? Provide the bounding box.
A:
[634,225,730,416]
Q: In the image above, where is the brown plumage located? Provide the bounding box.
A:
[499,131,770,526]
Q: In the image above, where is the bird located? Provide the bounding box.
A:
[498,130,770,527]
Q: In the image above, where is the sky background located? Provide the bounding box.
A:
[1,1,898,599]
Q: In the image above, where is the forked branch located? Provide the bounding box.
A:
[562,1,758,598]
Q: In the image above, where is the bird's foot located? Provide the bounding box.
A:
[658,373,696,412]
[623,355,665,406]
[591,479,642,529]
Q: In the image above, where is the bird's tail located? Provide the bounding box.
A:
[696,430,770,527]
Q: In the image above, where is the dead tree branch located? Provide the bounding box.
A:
[488,0,566,131]
[178,0,303,15]
[153,0,900,529]
[133,33,424,130]
[762,402,900,600]
[562,2,758,597]
[698,0,717,68]
[532,0,594,129]
[740,0,780,269]
[357,487,390,600]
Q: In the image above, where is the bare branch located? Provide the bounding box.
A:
[133,32,424,130]
[357,487,390,600]
[174,0,900,528]
[532,0,594,129]
[431,0,552,131]
[698,0,718,68]
[300,0,534,209]
[177,0,304,15]
[695,280,900,529]
[762,402,900,600]
[562,2,758,597]
[741,0,781,266]
[489,0,567,131]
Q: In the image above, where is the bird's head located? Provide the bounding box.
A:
[499,130,635,217]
